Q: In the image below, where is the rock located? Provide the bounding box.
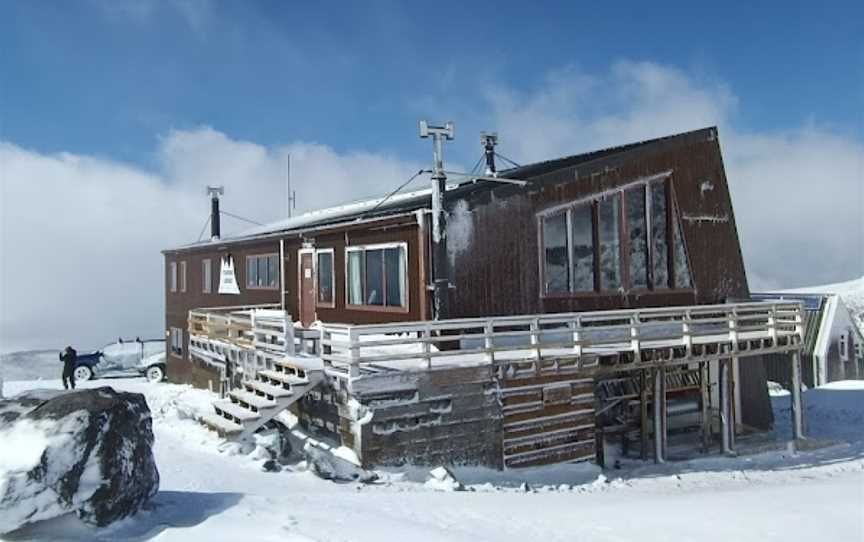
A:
[0,387,159,534]
[261,459,281,473]
[304,444,377,484]
[424,466,465,492]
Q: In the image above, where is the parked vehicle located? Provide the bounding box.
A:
[73,338,167,382]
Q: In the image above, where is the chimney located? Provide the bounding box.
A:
[207,186,224,241]
[481,132,498,177]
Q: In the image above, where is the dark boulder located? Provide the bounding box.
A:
[0,387,159,534]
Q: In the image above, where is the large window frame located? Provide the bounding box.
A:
[538,175,693,298]
[246,253,280,290]
[315,248,336,308]
[345,242,409,313]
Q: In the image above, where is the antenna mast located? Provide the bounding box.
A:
[419,120,454,320]
[286,154,296,218]
[481,132,498,176]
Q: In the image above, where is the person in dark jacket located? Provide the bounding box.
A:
[59,346,77,390]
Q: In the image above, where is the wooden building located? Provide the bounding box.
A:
[163,127,795,468]
[755,292,863,388]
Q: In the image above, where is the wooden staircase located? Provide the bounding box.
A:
[201,355,324,442]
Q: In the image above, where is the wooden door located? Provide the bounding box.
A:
[299,251,315,326]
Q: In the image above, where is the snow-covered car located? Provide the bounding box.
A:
[73,339,167,383]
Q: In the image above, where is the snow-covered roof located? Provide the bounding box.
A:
[165,126,720,252]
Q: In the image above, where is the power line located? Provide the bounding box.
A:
[495,151,521,168]
[362,169,425,218]
[196,215,211,242]
[469,153,486,176]
[220,210,264,226]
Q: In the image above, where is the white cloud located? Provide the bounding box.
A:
[0,133,419,353]
[1,60,861,353]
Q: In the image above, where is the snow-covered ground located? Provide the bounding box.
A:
[2,375,863,541]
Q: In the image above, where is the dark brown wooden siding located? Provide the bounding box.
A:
[446,128,749,318]
[163,215,427,386]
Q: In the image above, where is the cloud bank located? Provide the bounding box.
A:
[1,61,861,352]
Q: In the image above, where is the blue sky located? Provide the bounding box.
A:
[2,1,861,167]
[1,1,862,351]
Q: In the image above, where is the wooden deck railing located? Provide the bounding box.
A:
[320,301,805,377]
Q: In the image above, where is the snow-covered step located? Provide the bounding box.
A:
[244,380,294,398]
[201,413,243,435]
[229,389,277,410]
[258,370,308,386]
[274,356,324,373]
[213,400,261,422]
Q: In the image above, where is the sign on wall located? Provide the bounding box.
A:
[218,254,241,295]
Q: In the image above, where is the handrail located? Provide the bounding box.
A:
[319,301,805,375]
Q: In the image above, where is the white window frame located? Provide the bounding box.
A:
[345,242,409,312]
[179,261,187,293]
[315,248,336,308]
[246,253,280,290]
[169,261,178,292]
[202,258,212,294]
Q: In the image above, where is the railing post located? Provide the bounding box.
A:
[653,367,666,464]
[728,308,739,354]
[484,320,495,363]
[682,310,693,357]
[530,318,541,360]
[700,361,711,452]
[767,305,777,346]
[720,359,734,455]
[284,313,295,356]
[571,317,582,357]
[630,314,641,362]
[348,327,360,378]
[423,324,432,370]
[791,349,804,443]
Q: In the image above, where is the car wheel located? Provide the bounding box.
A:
[146,365,165,383]
[74,365,93,381]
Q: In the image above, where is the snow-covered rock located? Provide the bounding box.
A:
[304,443,377,483]
[424,466,465,492]
[0,387,159,534]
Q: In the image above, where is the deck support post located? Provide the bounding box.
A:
[640,369,649,460]
[653,367,666,463]
[720,359,734,455]
[791,350,804,443]
[700,361,711,452]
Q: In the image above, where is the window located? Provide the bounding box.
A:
[626,187,648,289]
[839,333,849,361]
[246,254,279,289]
[169,327,183,357]
[571,204,594,291]
[179,261,187,292]
[542,212,569,294]
[169,261,177,292]
[538,176,693,296]
[202,259,212,293]
[672,211,692,289]
[650,182,669,288]
[346,244,407,309]
[316,250,334,306]
[598,196,621,290]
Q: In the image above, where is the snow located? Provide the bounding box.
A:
[782,274,864,337]
[2,376,863,541]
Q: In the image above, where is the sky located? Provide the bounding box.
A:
[1,0,863,352]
